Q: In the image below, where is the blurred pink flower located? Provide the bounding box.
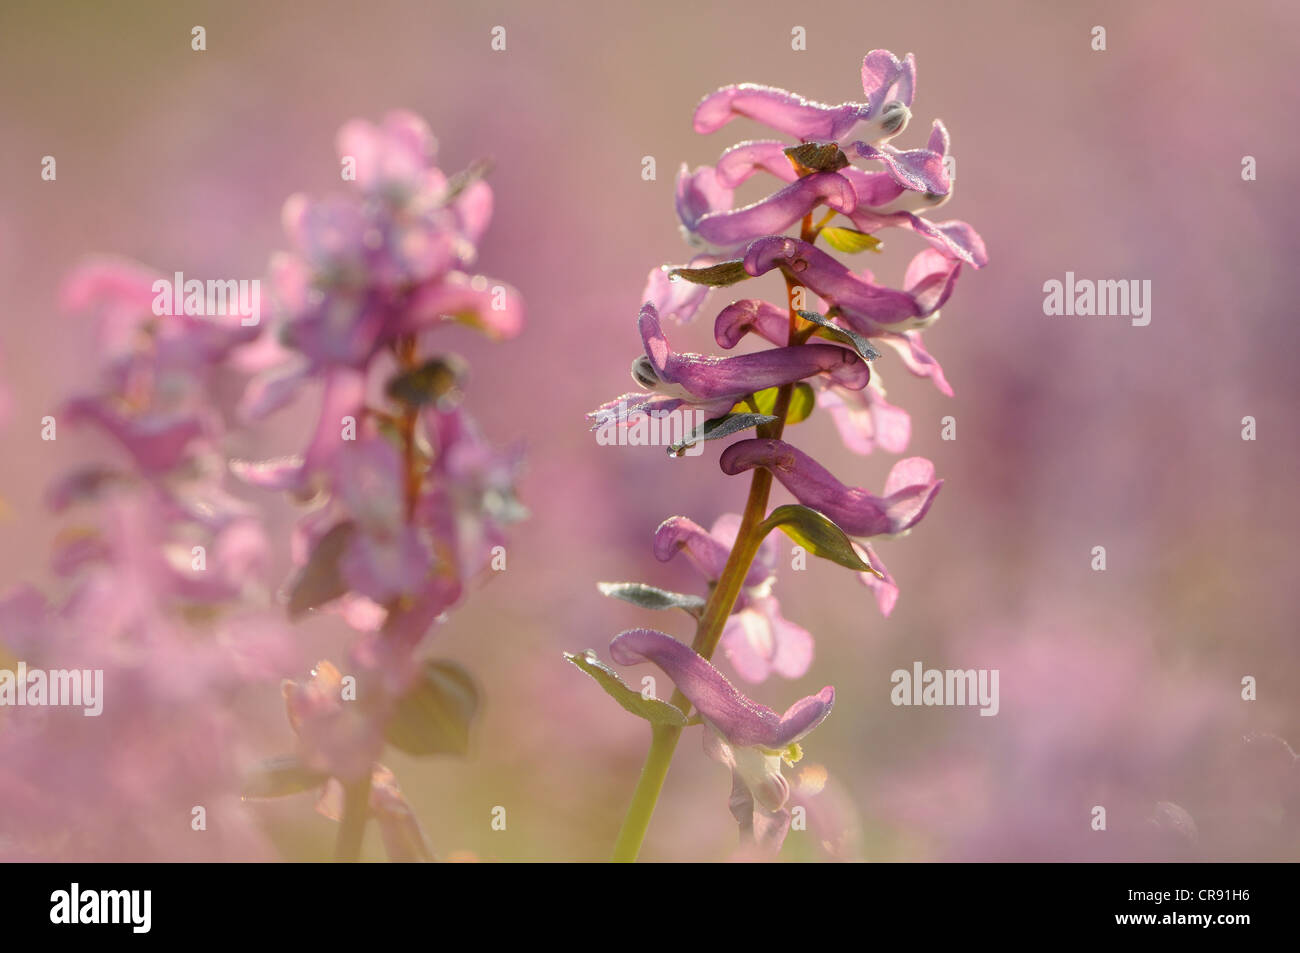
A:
[0,254,298,861]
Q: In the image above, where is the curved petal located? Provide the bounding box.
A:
[715,140,799,188]
[694,84,872,141]
[818,377,912,455]
[653,515,731,579]
[609,628,834,749]
[854,541,899,616]
[704,732,792,852]
[849,120,951,195]
[668,340,869,398]
[839,166,909,208]
[879,329,953,396]
[767,608,815,679]
[846,207,989,270]
[904,247,963,318]
[586,392,735,428]
[719,439,942,537]
[689,173,857,251]
[861,50,916,113]
[710,513,778,583]
[653,515,772,589]
[918,220,986,268]
[744,237,960,331]
[644,259,715,324]
[714,299,789,349]
[639,303,868,400]
[675,164,734,231]
[926,117,950,156]
[589,391,680,426]
[722,598,814,682]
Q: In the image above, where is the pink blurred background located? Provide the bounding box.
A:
[1,0,1297,860]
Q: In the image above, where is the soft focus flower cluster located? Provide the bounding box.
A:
[0,257,292,860]
[0,111,525,861]
[233,111,525,857]
[583,50,985,855]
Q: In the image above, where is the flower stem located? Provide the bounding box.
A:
[610,723,682,862]
[335,772,372,862]
[395,334,421,522]
[611,188,821,863]
[610,379,792,862]
[687,465,776,662]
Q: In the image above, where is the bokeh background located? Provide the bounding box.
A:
[1,0,1297,861]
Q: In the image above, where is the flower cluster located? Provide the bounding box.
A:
[235,111,526,859]
[0,257,291,860]
[576,50,985,859]
[0,111,524,862]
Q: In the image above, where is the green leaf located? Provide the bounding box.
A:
[384,660,480,757]
[284,521,357,619]
[240,754,329,800]
[738,383,815,425]
[820,226,883,255]
[564,650,687,727]
[385,355,466,407]
[667,412,777,456]
[796,310,880,361]
[597,582,707,617]
[759,504,883,576]
[784,142,850,174]
[669,259,750,287]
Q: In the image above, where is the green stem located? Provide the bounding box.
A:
[610,469,773,862]
[611,723,682,862]
[609,258,812,862]
[610,383,792,862]
[335,772,372,862]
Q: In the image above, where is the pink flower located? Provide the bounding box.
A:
[654,515,813,682]
[610,627,834,854]
[721,440,942,538]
